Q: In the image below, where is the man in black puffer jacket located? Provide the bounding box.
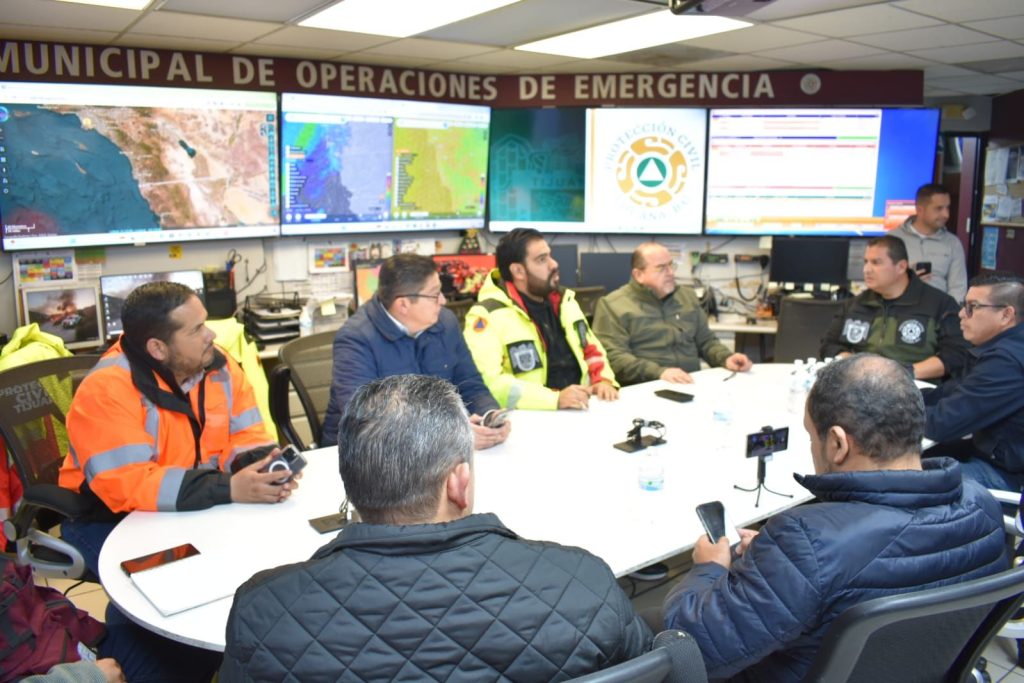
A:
[664,354,1006,682]
[221,374,651,682]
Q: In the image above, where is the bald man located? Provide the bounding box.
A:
[593,243,752,385]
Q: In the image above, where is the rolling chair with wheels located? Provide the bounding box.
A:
[773,296,846,363]
[0,355,100,580]
[570,630,707,683]
[268,330,335,450]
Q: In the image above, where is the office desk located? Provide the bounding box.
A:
[99,364,813,651]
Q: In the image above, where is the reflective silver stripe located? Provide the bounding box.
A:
[199,456,219,471]
[230,406,262,434]
[69,443,81,469]
[156,468,187,511]
[83,444,156,481]
[142,396,159,440]
[217,369,234,419]
[507,383,522,410]
[91,353,129,374]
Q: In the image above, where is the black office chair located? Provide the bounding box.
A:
[801,565,1024,683]
[570,630,707,683]
[573,285,607,324]
[268,330,335,450]
[0,355,100,580]
[773,296,846,363]
[444,298,475,330]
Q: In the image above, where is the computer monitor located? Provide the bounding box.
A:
[770,238,850,288]
[353,260,385,307]
[549,244,579,288]
[846,239,869,282]
[20,284,102,350]
[100,270,206,340]
[579,252,633,293]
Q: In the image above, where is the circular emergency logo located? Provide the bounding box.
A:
[898,319,926,345]
[616,136,689,208]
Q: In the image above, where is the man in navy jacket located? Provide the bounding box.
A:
[663,354,1005,682]
[924,271,1024,490]
[322,253,509,448]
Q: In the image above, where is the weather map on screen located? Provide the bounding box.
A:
[0,82,279,250]
[281,93,489,236]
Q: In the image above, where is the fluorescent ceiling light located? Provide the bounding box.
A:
[300,0,521,37]
[516,11,751,60]
[55,0,151,8]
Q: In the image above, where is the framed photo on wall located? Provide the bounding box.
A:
[19,284,103,350]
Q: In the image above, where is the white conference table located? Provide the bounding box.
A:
[99,363,814,651]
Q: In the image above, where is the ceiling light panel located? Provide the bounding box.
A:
[55,0,151,9]
[515,11,750,60]
[300,0,521,38]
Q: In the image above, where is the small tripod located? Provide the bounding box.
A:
[735,455,793,508]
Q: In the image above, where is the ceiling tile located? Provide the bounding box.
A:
[964,16,1024,41]
[611,45,733,68]
[929,73,1020,89]
[754,39,885,63]
[681,25,822,52]
[894,0,1024,23]
[130,11,278,41]
[852,25,999,51]
[340,53,436,69]
[229,44,343,61]
[420,0,648,47]
[533,58,643,73]
[358,38,497,61]
[749,0,883,21]
[158,0,327,23]
[426,60,516,74]
[252,27,392,52]
[996,70,1024,81]
[113,33,240,52]
[1,0,139,32]
[923,87,972,97]
[817,52,936,69]
[457,49,576,69]
[774,4,941,38]
[909,41,1024,64]
[966,56,1024,74]
[923,64,984,78]
[677,54,800,71]
[0,24,119,44]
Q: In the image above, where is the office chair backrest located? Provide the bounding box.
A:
[573,285,607,323]
[444,298,475,330]
[271,330,335,449]
[0,355,98,490]
[774,297,846,363]
[570,630,707,683]
[802,565,1024,683]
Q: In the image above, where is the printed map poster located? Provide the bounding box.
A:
[488,108,586,232]
[585,108,706,234]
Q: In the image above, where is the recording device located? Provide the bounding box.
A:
[745,426,789,459]
[482,408,509,428]
[260,445,307,483]
[695,501,742,546]
[655,389,694,403]
[614,418,666,453]
[915,261,932,275]
[309,513,348,534]
[120,543,200,576]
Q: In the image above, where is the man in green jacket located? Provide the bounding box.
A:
[464,228,618,410]
[593,243,753,385]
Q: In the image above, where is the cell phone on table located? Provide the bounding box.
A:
[120,543,200,576]
[309,513,348,534]
[695,501,742,547]
[915,261,932,275]
[655,389,694,403]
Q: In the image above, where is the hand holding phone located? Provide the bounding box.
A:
[259,445,307,483]
[482,409,509,428]
[695,501,742,547]
[915,261,932,276]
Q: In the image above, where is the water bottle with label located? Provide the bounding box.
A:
[298,299,314,337]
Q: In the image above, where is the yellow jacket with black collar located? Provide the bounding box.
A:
[463,271,617,410]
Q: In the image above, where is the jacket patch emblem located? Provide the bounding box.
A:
[507,341,543,375]
[473,318,487,332]
[898,319,926,345]
[842,319,870,344]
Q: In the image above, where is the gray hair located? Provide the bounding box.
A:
[338,374,474,524]
[807,354,924,462]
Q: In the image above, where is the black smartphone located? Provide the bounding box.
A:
[260,445,307,483]
[655,389,694,403]
[309,513,348,534]
[915,261,932,275]
[120,543,200,576]
[695,501,741,546]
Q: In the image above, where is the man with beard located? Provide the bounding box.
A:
[464,228,618,410]
[593,242,753,385]
[59,282,295,576]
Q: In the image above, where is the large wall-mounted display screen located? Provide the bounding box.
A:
[280,93,489,236]
[489,107,707,235]
[0,82,279,251]
[704,108,939,237]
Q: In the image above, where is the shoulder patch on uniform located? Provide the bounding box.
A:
[473,317,487,332]
[480,299,508,313]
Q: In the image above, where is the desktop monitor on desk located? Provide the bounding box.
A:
[579,252,632,293]
[100,270,206,340]
[770,238,850,295]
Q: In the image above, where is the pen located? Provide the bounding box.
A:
[723,371,737,382]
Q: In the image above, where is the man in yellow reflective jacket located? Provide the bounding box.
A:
[464,228,618,410]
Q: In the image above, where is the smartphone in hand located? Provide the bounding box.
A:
[695,501,742,546]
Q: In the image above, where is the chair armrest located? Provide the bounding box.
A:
[22,483,94,519]
[268,364,307,450]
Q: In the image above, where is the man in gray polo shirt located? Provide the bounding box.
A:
[891,183,968,302]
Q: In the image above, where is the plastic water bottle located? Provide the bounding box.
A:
[638,455,665,491]
[298,300,314,337]
[788,359,807,414]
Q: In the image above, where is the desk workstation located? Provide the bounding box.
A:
[99,364,813,651]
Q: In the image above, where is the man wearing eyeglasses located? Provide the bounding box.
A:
[321,253,509,450]
[922,272,1024,490]
[592,242,752,385]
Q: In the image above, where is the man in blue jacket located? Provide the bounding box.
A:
[663,354,1005,682]
[923,271,1024,490]
[321,253,509,449]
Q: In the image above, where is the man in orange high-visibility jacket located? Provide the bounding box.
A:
[59,282,298,577]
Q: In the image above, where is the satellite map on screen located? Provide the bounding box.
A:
[392,125,487,219]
